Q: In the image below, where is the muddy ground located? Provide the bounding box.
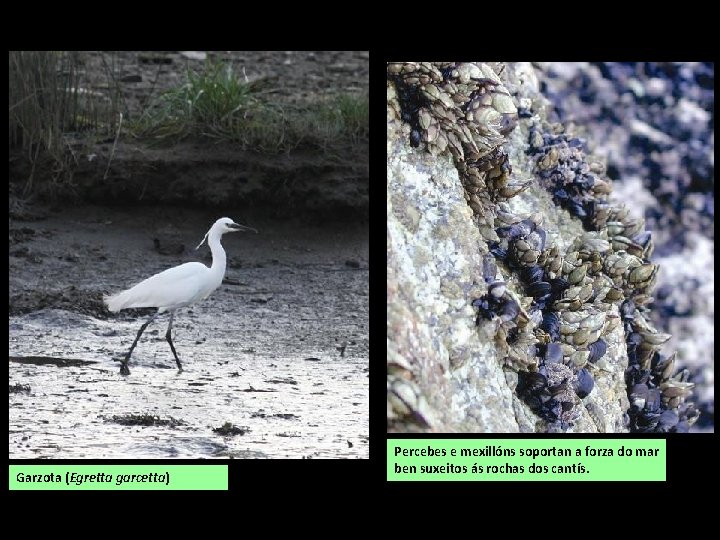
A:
[9,205,369,458]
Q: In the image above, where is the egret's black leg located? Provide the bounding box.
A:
[119,311,159,375]
[165,312,183,371]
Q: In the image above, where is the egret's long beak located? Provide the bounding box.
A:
[230,222,258,233]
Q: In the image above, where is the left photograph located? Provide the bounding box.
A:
[10,51,369,458]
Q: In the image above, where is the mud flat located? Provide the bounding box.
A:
[9,205,369,458]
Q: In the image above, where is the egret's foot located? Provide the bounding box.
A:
[113,356,131,375]
[175,361,183,372]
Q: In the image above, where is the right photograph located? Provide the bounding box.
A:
[387,62,713,433]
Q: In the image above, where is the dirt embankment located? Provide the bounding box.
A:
[10,51,369,212]
[11,140,369,214]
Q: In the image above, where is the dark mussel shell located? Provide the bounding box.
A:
[657,410,679,431]
[541,312,561,341]
[574,368,594,399]
[520,265,544,284]
[528,280,551,299]
[620,299,636,319]
[500,297,520,321]
[518,371,547,394]
[587,338,608,363]
[410,129,422,147]
[549,278,570,294]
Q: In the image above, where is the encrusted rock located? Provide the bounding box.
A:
[387,62,697,433]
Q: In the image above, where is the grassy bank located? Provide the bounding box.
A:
[9,52,368,196]
[132,61,368,151]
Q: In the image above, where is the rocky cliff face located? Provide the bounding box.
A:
[387,62,700,433]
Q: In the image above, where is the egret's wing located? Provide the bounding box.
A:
[105,262,208,311]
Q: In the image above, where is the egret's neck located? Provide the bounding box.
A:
[208,230,227,278]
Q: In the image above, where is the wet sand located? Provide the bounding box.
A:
[9,205,368,458]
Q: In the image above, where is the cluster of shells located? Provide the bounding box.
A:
[387,62,517,157]
[477,127,699,431]
[387,62,528,234]
[621,299,699,432]
[474,209,621,428]
[526,125,697,432]
[386,62,698,432]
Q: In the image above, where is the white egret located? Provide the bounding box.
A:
[104,217,257,375]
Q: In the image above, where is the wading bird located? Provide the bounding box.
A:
[105,217,257,375]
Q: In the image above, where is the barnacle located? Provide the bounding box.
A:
[387,375,433,429]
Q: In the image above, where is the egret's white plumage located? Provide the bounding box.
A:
[105,261,211,313]
[105,217,257,374]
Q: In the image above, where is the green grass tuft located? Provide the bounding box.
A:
[131,61,368,152]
